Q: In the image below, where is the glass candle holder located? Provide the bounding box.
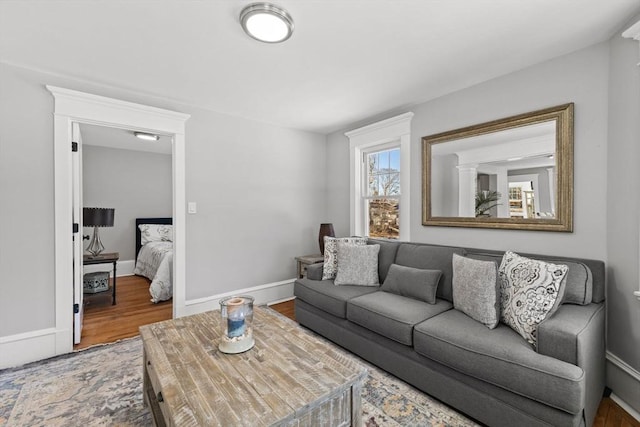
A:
[218,295,255,354]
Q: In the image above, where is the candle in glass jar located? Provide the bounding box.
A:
[226,297,246,338]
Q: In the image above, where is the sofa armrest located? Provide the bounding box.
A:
[537,303,604,365]
[537,303,605,424]
[306,263,324,280]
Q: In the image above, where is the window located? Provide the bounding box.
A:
[346,113,413,241]
[364,148,400,239]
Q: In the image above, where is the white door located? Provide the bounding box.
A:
[72,122,84,344]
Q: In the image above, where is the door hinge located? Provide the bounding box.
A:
[73,223,79,233]
[72,141,78,152]
[73,303,79,314]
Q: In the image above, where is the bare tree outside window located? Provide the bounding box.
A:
[366,149,400,239]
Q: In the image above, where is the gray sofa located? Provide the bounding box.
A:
[294,239,605,427]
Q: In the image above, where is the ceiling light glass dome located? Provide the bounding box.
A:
[240,3,294,43]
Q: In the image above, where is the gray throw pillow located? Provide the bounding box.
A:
[334,243,380,286]
[452,253,499,329]
[499,251,568,347]
[381,263,441,304]
[322,236,367,280]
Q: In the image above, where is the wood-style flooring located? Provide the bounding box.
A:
[76,291,639,427]
[74,275,172,350]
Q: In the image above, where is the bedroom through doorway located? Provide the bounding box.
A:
[75,124,174,349]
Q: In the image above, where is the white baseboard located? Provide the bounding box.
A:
[83,259,135,277]
[611,393,640,422]
[181,279,295,317]
[606,351,640,421]
[0,327,70,369]
[0,278,295,369]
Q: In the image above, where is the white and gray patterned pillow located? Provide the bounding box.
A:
[321,236,367,280]
[334,243,380,286]
[499,251,568,346]
[452,254,499,329]
[139,224,173,245]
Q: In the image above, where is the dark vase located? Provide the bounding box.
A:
[318,223,335,255]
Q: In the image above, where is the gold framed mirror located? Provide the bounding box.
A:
[422,103,573,232]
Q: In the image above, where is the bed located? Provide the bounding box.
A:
[133,217,173,303]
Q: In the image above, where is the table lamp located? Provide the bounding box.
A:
[83,207,115,257]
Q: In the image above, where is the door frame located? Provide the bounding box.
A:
[48,86,190,354]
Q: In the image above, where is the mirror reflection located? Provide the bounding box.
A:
[430,120,557,219]
[422,103,573,232]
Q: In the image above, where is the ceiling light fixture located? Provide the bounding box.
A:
[240,2,294,43]
[134,132,160,141]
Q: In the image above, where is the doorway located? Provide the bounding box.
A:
[49,86,190,356]
[75,124,174,348]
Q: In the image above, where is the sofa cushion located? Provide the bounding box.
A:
[452,254,499,329]
[381,263,441,304]
[394,244,465,302]
[499,251,568,347]
[294,278,378,319]
[347,291,452,346]
[321,236,367,280]
[468,252,593,306]
[334,243,380,286]
[367,239,400,283]
[413,309,584,414]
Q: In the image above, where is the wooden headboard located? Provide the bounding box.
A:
[135,217,173,260]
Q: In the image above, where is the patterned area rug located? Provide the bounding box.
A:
[0,337,477,427]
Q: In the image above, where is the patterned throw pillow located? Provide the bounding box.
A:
[139,224,173,245]
[334,243,380,286]
[499,251,568,346]
[452,254,499,329]
[321,236,367,280]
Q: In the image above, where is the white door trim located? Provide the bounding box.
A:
[48,86,190,356]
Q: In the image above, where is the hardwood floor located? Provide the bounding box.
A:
[74,275,172,350]
[269,299,639,427]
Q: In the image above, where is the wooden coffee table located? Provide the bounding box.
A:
[139,306,368,426]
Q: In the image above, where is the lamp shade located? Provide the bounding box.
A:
[83,207,115,227]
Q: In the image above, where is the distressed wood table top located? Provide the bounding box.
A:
[139,306,368,426]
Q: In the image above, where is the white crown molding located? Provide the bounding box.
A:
[622,20,640,40]
[345,112,414,145]
[622,20,640,66]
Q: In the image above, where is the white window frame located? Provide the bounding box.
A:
[346,112,413,240]
[622,21,640,301]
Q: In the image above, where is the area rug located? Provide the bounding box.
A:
[0,337,477,427]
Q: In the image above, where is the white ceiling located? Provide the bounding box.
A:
[1,0,639,134]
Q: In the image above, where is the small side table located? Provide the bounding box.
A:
[295,254,324,278]
[83,252,119,305]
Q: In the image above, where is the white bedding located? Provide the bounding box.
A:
[133,241,173,303]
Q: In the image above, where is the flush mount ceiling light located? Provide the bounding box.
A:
[240,2,294,43]
[134,132,160,141]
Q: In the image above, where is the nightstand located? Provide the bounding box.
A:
[83,252,119,305]
[295,254,324,278]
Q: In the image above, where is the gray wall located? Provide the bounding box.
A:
[606,13,640,412]
[82,144,172,261]
[0,61,326,336]
[327,43,609,258]
[326,40,640,411]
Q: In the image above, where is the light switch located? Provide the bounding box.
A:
[188,202,197,214]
